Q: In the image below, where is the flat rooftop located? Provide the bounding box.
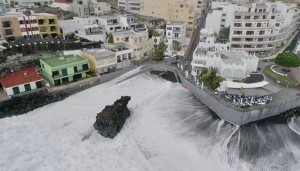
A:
[220,51,249,65]
[97,15,118,20]
[41,55,87,67]
[83,49,115,59]
[112,31,132,36]
[167,21,185,26]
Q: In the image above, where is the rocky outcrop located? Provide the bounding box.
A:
[94,96,131,138]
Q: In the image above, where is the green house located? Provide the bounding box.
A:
[40,55,90,86]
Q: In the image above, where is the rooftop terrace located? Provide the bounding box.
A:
[41,55,87,67]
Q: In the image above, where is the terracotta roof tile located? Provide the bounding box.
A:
[0,67,43,88]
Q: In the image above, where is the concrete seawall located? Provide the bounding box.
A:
[2,62,299,125]
[151,64,300,125]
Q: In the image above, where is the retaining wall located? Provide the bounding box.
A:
[154,64,300,125]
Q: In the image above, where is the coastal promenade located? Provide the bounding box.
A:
[151,63,300,125]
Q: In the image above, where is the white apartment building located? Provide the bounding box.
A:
[198,28,230,55]
[165,21,186,56]
[118,15,138,30]
[18,15,40,39]
[230,2,300,55]
[206,2,300,55]
[112,28,153,59]
[59,17,106,42]
[152,29,164,49]
[118,0,143,14]
[205,2,237,34]
[191,50,259,79]
[95,15,123,32]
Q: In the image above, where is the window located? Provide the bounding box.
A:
[82,64,89,70]
[42,64,44,68]
[258,38,263,41]
[73,74,82,81]
[257,23,262,27]
[12,86,20,94]
[259,31,265,35]
[234,23,242,27]
[52,70,59,76]
[222,14,226,16]
[62,77,69,84]
[233,31,242,35]
[180,4,183,8]
[74,66,78,73]
[36,81,42,88]
[24,84,31,91]
[128,53,132,59]
[221,25,224,27]
[235,16,241,19]
[271,16,275,19]
[221,19,225,22]
[246,31,254,35]
[245,23,252,27]
[110,27,113,30]
[254,16,259,19]
[62,68,68,76]
[244,16,251,20]
[275,23,280,27]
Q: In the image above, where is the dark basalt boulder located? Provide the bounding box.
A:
[94,96,131,138]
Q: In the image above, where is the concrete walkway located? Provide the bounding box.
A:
[260,31,299,60]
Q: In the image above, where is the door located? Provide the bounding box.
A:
[74,66,78,73]
[12,86,20,94]
[24,83,31,91]
[62,68,68,76]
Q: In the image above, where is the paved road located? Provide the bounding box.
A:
[185,13,208,62]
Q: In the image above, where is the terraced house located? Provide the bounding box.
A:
[40,55,90,86]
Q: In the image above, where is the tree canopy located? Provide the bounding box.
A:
[153,41,166,61]
[202,68,224,90]
[218,27,230,42]
[108,33,114,43]
[275,52,300,68]
[173,41,182,53]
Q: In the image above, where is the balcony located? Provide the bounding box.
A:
[38,20,45,25]
[49,19,55,25]
[173,29,181,33]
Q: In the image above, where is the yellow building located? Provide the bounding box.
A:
[169,0,197,37]
[81,49,117,74]
[143,0,196,37]
[33,13,60,38]
[112,29,153,59]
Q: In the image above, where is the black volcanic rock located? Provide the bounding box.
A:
[94,96,131,138]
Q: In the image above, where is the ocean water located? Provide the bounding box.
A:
[0,72,299,171]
